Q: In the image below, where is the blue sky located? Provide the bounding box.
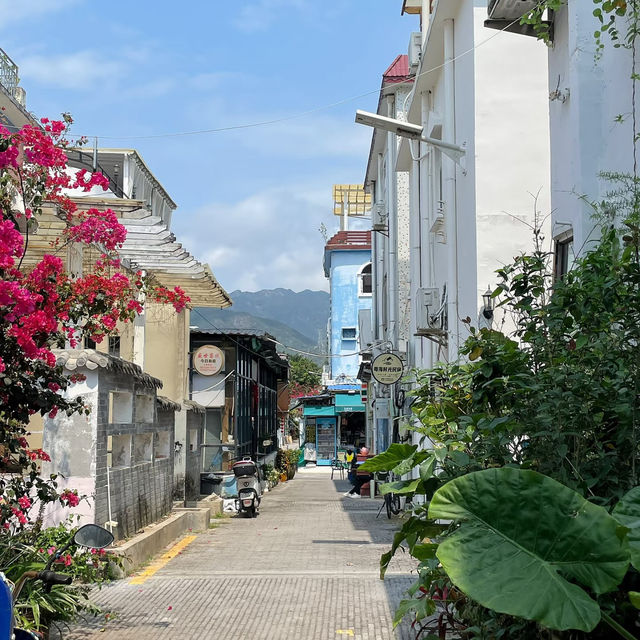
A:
[1,0,418,293]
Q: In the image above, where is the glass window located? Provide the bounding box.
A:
[342,327,357,340]
[359,263,372,295]
[108,336,121,357]
[554,235,574,280]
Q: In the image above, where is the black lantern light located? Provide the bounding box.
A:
[482,287,494,320]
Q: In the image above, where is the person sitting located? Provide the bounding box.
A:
[344,446,372,499]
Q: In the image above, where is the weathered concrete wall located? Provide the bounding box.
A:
[42,371,99,526]
[184,410,204,502]
[144,303,189,404]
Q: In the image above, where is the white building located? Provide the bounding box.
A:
[357,0,550,452]
[487,0,638,274]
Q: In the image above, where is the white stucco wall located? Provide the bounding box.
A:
[548,1,638,254]
[42,371,99,526]
[474,6,551,324]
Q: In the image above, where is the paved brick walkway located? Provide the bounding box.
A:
[54,466,417,639]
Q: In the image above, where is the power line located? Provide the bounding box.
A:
[53,14,524,143]
[191,308,378,360]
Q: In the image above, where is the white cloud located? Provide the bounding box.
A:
[173,185,335,292]
[233,0,310,33]
[19,51,123,91]
[0,0,81,29]
[184,94,372,160]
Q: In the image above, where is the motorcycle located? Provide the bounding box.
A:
[0,523,114,640]
[232,457,262,518]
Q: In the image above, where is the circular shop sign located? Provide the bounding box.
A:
[371,353,404,385]
[193,345,224,376]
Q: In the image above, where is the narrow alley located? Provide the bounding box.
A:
[57,467,417,640]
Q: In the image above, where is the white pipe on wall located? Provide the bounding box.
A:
[409,157,421,370]
[386,95,399,350]
[376,153,386,342]
[370,180,379,343]
[443,18,459,361]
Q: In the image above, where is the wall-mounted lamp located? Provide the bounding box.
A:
[174,440,183,455]
[355,110,466,167]
[482,287,494,320]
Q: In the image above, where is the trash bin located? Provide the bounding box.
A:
[200,473,221,496]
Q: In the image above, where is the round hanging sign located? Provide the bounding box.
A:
[193,345,224,376]
[371,352,404,385]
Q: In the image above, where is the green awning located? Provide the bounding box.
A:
[303,405,335,417]
[334,393,365,413]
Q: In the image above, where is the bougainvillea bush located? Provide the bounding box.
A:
[0,115,189,631]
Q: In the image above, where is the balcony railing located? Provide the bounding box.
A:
[0,48,18,95]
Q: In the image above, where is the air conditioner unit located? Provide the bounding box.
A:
[415,287,439,332]
[488,0,538,21]
[408,32,422,73]
[371,202,387,232]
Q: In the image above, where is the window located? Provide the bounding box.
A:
[85,337,97,350]
[108,391,133,424]
[135,395,154,423]
[554,233,574,280]
[108,336,121,358]
[154,431,170,460]
[342,327,357,340]
[359,263,372,295]
[108,434,131,468]
[133,433,153,465]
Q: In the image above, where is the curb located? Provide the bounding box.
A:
[110,494,222,576]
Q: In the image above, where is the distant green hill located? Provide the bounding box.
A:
[192,289,330,365]
[226,288,330,344]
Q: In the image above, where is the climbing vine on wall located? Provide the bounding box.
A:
[522,0,636,54]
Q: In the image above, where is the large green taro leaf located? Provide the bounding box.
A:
[358,443,427,475]
[428,468,630,632]
[612,486,640,571]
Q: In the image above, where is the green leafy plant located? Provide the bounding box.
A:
[1,518,117,634]
[367,187,640,637]
[428,468,634,636]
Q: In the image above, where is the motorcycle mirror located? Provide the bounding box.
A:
[73,524,114,550]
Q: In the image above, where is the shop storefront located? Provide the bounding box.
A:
[300,390,366,465]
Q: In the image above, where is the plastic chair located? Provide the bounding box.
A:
[330,458,345,480]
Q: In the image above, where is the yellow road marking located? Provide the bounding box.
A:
[336,631,355,637]
[129,535,197,585]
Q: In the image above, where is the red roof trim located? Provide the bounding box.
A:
[325,230,372,251]
[383,54,412,85]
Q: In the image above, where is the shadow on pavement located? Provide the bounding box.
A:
[328,473,417,640]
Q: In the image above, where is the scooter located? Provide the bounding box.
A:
[232,457,262,518]
[0,523,114,640]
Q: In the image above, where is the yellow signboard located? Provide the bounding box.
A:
[333,184,371,217]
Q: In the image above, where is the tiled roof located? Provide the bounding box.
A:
[157,396,182,412]
[54,349,162,389]
[184,399,206,414]
[383,55,410,83]
[325,231,372,251]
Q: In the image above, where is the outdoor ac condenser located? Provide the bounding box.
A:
[488,0,538,21]
[408,32,422,73]
[371,202,387,232]
[415,287,439,332]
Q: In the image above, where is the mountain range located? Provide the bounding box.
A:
[192,288,330,359]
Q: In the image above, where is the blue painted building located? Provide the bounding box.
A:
[297,231,371,465]
[323,231,372,381]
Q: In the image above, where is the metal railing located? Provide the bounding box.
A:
[0,48,19,94]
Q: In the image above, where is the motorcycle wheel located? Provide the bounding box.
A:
[250,506,257,518]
